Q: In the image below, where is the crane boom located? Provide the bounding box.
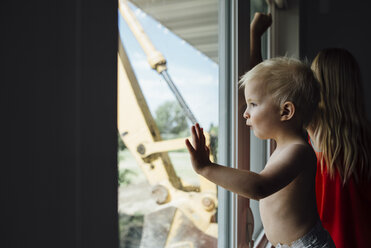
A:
[119,0,198,124]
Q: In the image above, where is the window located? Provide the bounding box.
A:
[117,1,299,247]
[117,0,219,247]
[219,1,271,247]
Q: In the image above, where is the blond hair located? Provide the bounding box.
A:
[240,57,320,128]
[311,48,371,183]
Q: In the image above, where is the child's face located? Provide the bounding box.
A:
[243,80,281,140]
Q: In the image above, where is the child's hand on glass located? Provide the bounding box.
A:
[185,123,212,174]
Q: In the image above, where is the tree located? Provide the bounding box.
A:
[208,123,218,162]
[155,100,189,138]
[118,131,126,151]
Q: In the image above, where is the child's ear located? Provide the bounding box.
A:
[280,101,295,121]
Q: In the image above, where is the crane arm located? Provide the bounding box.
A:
[119,0,198,124]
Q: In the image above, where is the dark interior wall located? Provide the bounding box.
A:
[300,0,371,119]
[4,1,118,248]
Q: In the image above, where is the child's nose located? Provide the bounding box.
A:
[243,110,250,119]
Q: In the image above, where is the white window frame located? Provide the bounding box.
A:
[218,0,252,247]
[218,1,300,247]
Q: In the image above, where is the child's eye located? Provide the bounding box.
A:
[250,102,257,107]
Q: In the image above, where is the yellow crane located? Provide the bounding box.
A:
[117,0,218,247]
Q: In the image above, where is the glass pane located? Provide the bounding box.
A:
[117,1,219,247]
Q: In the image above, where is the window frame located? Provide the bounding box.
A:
[218,0,253,247]
[218,1,301,247]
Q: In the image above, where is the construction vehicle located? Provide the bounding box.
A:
[117,0,218,247]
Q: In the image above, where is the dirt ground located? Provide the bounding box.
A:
[119,180,158,215]
[118,149,204,247]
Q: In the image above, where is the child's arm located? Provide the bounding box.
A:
[185,123,265,199]
[186,123,315,200]
[250,12,272,69]
[239,13,272,111]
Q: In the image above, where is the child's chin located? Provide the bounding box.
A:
[253,131,265,140]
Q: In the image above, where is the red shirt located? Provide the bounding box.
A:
[315,151,371,248]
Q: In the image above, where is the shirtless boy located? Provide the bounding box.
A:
[185,57,335,247]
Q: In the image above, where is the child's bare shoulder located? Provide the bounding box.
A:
[267,142,316,172]
[280,142,316,165]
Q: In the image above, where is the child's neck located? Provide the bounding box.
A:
[273,127,306,148]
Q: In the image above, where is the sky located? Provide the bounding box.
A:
[118,2,219,129]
